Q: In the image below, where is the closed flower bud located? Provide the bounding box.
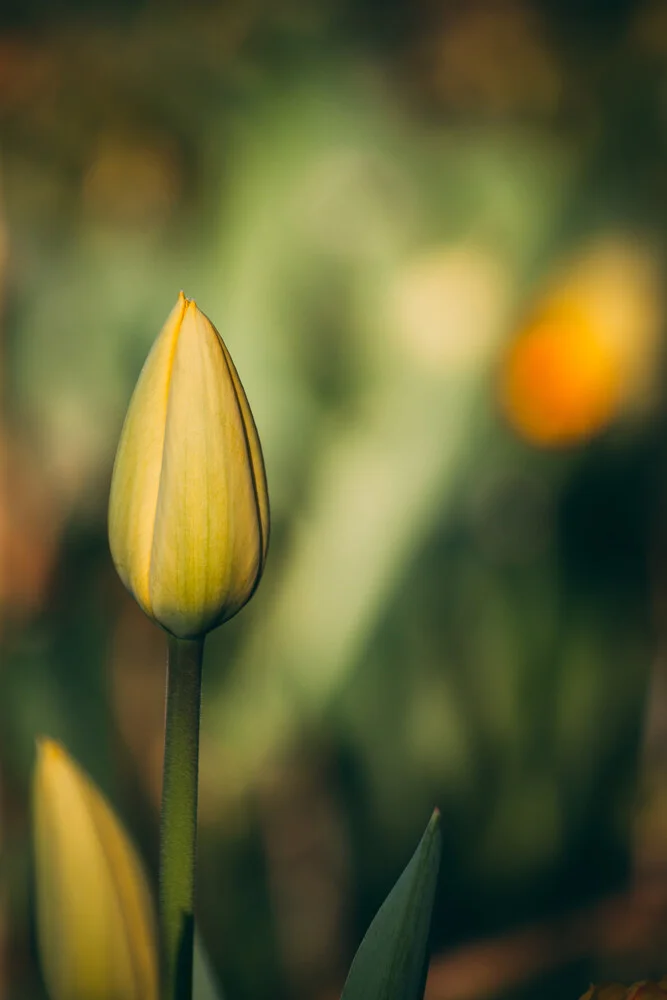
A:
[33,739,158,1000]
[108,293,269,638]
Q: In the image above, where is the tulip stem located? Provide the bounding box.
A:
[160,635,205,1000]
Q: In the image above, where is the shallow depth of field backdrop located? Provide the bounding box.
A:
[3,1,667,998]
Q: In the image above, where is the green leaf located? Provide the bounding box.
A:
[341,809,442,1000]
[194,930,224,1000]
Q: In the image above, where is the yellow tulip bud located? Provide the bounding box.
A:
[108,293,269,638]
[32,739,158,1000]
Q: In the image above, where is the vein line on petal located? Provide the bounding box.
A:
[83,779,154,999]
[147,293,187,616]
[35,755,68,995]
[217,333,269,599]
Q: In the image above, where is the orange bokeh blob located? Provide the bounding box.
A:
[501,303,622,447]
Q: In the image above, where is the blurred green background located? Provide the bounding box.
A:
[3,1,667,998]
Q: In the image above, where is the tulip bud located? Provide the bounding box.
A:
[33,739,158,1000]
[108,293,269,638]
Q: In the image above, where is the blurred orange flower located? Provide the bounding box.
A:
[501,238,663,447]
[501,307,620,446]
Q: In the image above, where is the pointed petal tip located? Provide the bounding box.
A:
[175,290,191,318]
[36,736,65,762]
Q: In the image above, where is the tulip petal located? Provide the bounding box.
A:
[109,293,186,615]
[217,335,270,567]
[149,300,264,636]
[33,739,158,1000]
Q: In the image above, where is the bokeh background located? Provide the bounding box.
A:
[3,0,667,997]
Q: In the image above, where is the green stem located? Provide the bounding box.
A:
[159,635,205,1000]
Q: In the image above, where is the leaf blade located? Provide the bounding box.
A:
[341,809,442,1000]
[194,930,224,1000]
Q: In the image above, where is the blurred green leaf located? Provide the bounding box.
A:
[341,809,441,1000]
[194,930,224,1000]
